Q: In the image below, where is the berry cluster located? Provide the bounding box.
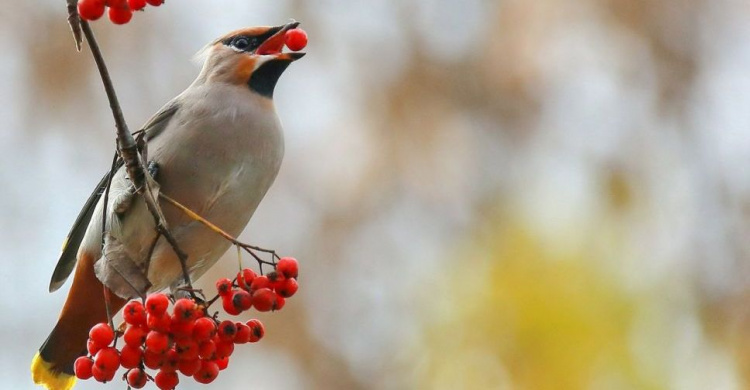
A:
[77,0,165,25]
[219,256,299,315]
[74,257,298,389]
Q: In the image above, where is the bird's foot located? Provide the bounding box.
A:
[114,161,160,216]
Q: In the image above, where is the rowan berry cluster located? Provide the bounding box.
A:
[219,256,299,315]
[77,0,164,25]
[74,257,299,389]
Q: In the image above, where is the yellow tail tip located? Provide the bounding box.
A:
[31,352,76,390]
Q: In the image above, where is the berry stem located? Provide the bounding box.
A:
[159,193,279,270]
[236,244,242,272]
[205,293,222,309]
[102,285,115,331]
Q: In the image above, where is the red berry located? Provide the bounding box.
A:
[175,338,199,360]
[277,277,299,298]
[222,294,242,315]
[91,364,115,382]
[145,293,170,316]
[193,360,220,384]
[173,298,198,322]
[123,325,147,347]
[161,349,180,373]
[178,358,202,376]
[266,271,286,291]
[274,294,286,311]
[237,268,257,290]
[243,267,258,283]
[232,290,253,311]
[127,0,147,10]
[247,319,265,342]
[108,6,133,25]
[147,312,171,332]
[215,356,230,370]
[170,315,195,338]
[192,317,217,341]
[250,275,271,292]
[123,301,147,326]
[119,344,143,369]
[155,370,179,390]
[78,0,106,21]
[216,278,233,296]
[233,322,251,344]
[93,347,120,374]
[146,331,169,354]
[143,349,165,370]
[145,0,163,5]
[214,339,234,359]
[126,368,148,388]
[108,0,128,7]
[87,338,101,356]
[198,340,216,360]
[266,270,285,283]
[252,288,276,312]
[277,257,299,279]
[217,320,237,342]
[74,356,94,380]
[284,30,308,52]
[89,323,114,347]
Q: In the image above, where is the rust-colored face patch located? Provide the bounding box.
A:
[232,55,257,85]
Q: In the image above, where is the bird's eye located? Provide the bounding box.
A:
[232,36,253,51]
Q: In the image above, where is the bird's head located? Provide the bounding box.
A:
[195,21,305,98]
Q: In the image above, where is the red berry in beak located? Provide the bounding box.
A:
[284,29,308,52]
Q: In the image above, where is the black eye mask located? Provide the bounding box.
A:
[222,27,282,53]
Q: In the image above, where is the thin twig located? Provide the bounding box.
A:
[101,151,118,249]
[159,194,239,243]
[102,285,114,330]
[144,231,162,278]
[110,264,147,301]
[80,21,196,296]
[159,193,279,271]
[65,0,82,50]
[98,152,120,324]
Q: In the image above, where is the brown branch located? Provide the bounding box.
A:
[144,231,162,278]
[101,151,118,249]
[65,0,82,50]
[80,21,196,296]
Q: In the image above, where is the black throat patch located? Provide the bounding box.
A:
[248,60,292,98]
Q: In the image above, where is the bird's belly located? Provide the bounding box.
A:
[144,120,283,290]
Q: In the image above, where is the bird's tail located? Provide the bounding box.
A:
[32,253,127,389]
[30,353,75,390]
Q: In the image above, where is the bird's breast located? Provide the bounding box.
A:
[144,87,284,287]
[155,97,283,233]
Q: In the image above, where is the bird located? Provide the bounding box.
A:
[31,21,304,390]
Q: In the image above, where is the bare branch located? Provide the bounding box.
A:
[66,0,82,50]
[80,21,196,295]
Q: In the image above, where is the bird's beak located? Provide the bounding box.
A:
[256,20,305,61]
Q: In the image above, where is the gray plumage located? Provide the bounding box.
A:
[48,37,296,298]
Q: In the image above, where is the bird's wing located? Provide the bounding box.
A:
[48,101,180,293]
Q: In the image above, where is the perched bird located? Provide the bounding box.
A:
[32,21,304,390]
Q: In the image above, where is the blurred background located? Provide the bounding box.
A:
[2,0,750,388]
